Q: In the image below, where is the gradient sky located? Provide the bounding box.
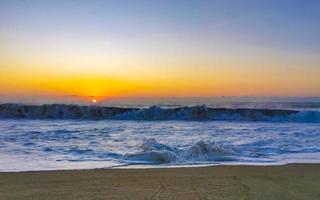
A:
[0,0,320,100]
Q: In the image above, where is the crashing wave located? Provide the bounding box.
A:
[0,103,135,119]
[0,103,319,122]
[123,139,176,164]
[123,139,234,164]
[185,141,227,160]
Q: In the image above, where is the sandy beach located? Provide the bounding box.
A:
[0,164,319,200]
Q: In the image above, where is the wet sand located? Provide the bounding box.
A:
[0,164,319,200]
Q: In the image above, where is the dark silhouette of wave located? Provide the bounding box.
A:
[0,104,319,122]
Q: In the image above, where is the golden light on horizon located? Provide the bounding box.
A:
[92,99,97,103]
[0,0,320,100]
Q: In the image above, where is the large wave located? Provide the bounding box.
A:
[0,104,319,122]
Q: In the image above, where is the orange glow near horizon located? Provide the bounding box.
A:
[1,1,320,100]
[0,60,320,98]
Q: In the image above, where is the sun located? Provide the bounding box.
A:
[92,99,97,103]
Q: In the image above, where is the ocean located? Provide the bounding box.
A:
[0,98,319,171]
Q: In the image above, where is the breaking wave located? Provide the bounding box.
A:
[0,104,319,122]
[123,139,235,164]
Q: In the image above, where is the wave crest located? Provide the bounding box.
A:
[123,139,234,164]
[0,104,319,122]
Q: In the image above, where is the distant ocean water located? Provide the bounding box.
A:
[0,98,319,172]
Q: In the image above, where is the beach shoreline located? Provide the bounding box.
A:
[0,163,319,200]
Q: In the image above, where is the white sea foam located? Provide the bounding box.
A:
[0,119,319,172]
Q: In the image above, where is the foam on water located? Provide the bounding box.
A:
[0,118,319,172]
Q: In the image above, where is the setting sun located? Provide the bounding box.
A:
[0,1,319,198]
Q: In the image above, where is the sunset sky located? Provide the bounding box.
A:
[0,0,320,101]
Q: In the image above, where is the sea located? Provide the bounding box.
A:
[0,97,319,172]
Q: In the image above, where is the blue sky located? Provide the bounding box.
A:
[1,0,319,52]
[0,0,319,97]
